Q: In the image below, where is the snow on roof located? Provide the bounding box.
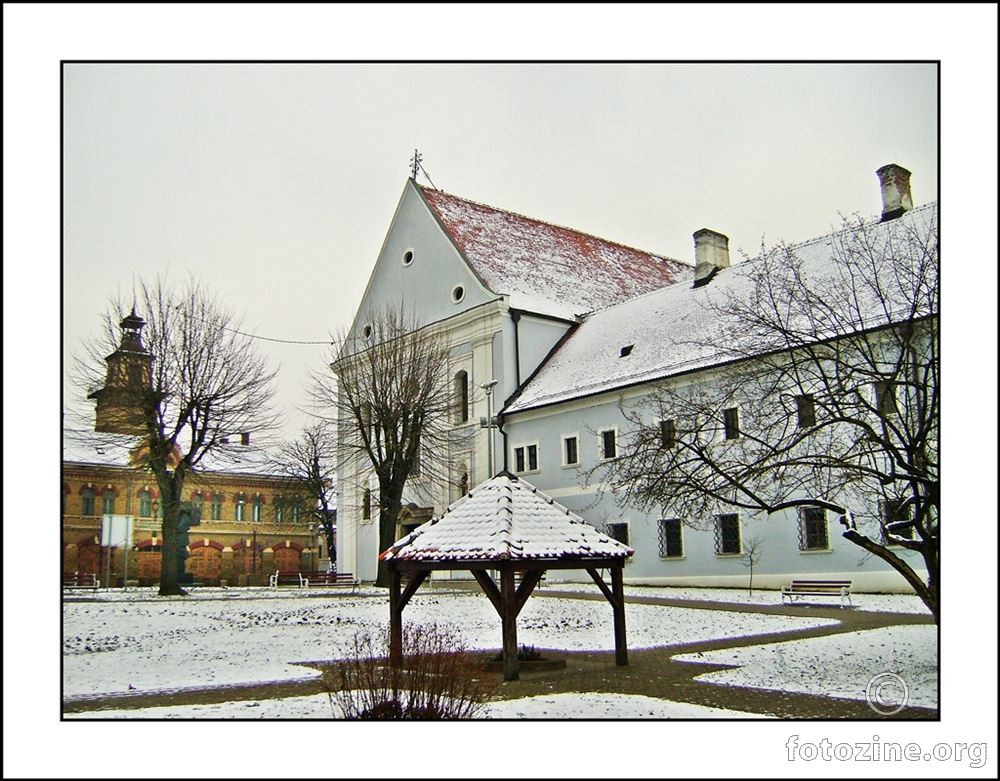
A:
[421,186,688,320]
[506,204,938,414]
[62,428,282,477]
[380,473,633,563]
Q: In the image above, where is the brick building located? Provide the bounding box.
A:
[62,310,319,587]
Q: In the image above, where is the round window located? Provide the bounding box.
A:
[402,249,414,266]
[362,324,373,339]
[451,285,465,304]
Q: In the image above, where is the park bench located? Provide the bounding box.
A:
[269,570,359,590]
[781,579,853,608]
[269,570,305,588]
[299,571,359,590]
[63,572,100,591]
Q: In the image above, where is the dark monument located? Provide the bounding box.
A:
[175,501,202,584]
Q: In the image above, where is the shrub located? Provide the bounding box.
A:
[488,643,543,663]
[328,623,495,719]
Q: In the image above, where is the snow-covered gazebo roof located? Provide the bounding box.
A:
[380,473,632,681]
[380,473,633,563]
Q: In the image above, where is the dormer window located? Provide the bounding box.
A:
[620,344,634,357]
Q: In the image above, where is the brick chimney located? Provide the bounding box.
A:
[876,164,913,222]
[693,228,730,287]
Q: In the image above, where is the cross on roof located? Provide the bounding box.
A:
[409,149,422,180]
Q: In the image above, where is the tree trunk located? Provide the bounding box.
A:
[157,475,187,596]
[375,483,405,587]
[842,529,938,622]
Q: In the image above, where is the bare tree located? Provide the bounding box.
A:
[740,532,765,596]
[318,305,455,587]
[276,422,338,568]
[597,209,939,620]
[72,276,281,595]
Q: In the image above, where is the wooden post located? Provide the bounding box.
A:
[500,565,519,681]
[611,563,627,666]
[388,564,403,667]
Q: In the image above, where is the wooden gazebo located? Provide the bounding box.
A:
[380,472,634,681]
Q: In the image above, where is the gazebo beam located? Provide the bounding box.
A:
[611,564,627,666]
[514,568,546,616]
[388,565,430,666]
[500,566,518,681]
[587,565,628,666]
[471,570,502,614]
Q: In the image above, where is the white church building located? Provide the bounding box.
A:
[337,164,935,593]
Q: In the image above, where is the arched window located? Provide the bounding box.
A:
[455,370,469,424]
[192,493,205,521]
[252,495,264,522]
[235,493,246,522]
[274,498,285,523]
[139,489,153,518]
[102,489,116,515]
[81,487,96,516]
[290,500,302,523]
[210,494,222,521]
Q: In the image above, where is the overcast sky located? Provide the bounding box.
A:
[4,5,998,772]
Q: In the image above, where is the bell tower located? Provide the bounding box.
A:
[88,307,154,434]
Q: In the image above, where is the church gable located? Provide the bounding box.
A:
[348,179,494,342]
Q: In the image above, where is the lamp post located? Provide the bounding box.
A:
[480,380,499,478]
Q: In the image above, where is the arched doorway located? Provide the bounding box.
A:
[272,541,303,571]
[187,540,224,585]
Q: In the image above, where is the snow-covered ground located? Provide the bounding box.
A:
[60,584,939,719]
[63,586,840,698]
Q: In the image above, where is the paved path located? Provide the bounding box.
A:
[63,588,936,719]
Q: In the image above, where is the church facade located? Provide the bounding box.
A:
[338,165,935,593]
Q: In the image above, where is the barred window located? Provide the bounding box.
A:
[714,513,741,555]
[798,506,829,550]
[606,522,629,546]
[658,518,683,558]
[723,408,740,440]
[796,394,816,428]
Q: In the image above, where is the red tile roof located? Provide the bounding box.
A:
[421,186,689,319]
